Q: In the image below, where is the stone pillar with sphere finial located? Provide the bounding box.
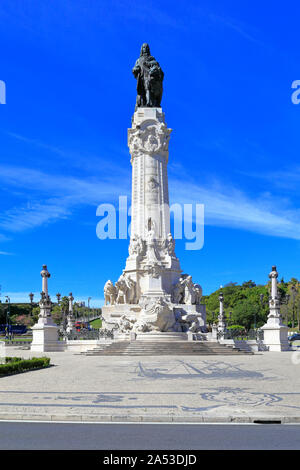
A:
[31,265,65,352]
[66,292,75,334]
[217,291,226,338]
[261,265,289,351]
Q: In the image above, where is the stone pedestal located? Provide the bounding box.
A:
[262,316,289,352]
[261,266,289,352]
[31,317,65,352]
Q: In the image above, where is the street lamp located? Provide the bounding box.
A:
[88,297,91,324]
[29,292,34,316]
[5,296,10,339]
[291,285,297,329]
[56,293,61,305]
[280,293,290,326]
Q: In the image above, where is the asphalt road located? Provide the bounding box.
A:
[0,422,300,450]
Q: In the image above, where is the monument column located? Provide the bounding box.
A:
[66,292,75,334]
[217,291,226,338]
[126,107,181,302]
[102,43,206,334]
[41,264,50,296]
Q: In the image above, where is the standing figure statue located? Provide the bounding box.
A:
[104,280,117,305]
[115,272,137,304]
[132,43,164,109]
[182,275,196,304]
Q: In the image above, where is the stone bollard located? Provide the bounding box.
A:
[130,331,137,342]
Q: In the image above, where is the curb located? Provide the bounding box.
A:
[0,413,300,424]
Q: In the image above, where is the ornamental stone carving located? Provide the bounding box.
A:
[117,315,137,333]
[144,263,163,279]
[147,176,159,191]
[137,297,176,332]
[128,234,144,257]
[128,121,171,158]
[164,233,175,257]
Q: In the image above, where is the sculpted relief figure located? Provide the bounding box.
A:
[116,272,136,304]
[194,284,203,304]
[129,234,144,257]
[140,297,175,332]
[182,275,196,304]
[164,233,175,257]
[132,43,164,109]
[117,315,136,333]
[145,221,160,264]
[104,280,117,305]
[172,275,202,305]
[172,277,185,304]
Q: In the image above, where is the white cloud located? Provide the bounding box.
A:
[0,164,130,233]
[170,178,300,240]
[0,161,299,241]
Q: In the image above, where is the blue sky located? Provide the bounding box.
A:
[0,0,300,306]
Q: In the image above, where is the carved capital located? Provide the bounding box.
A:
[128,121,172,159]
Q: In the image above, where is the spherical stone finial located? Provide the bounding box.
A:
[269,265,278,279]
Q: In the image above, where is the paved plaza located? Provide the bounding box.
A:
[1,348,300,423]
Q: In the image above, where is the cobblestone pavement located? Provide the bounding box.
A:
[1,348,300,423]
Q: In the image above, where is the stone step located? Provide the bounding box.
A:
[82,341,253,356]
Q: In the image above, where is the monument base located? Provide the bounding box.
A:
[261,317,289,352]
[102,303,206,334]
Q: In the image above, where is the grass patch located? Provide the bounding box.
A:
[0,356,51,377]
[89,318,102,329]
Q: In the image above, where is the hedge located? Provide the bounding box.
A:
[0,357,50,376]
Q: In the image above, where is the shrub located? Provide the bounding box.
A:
[227,325,246,331]
[0,356,50,376]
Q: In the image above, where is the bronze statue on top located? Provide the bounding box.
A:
[132,43,164,109]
